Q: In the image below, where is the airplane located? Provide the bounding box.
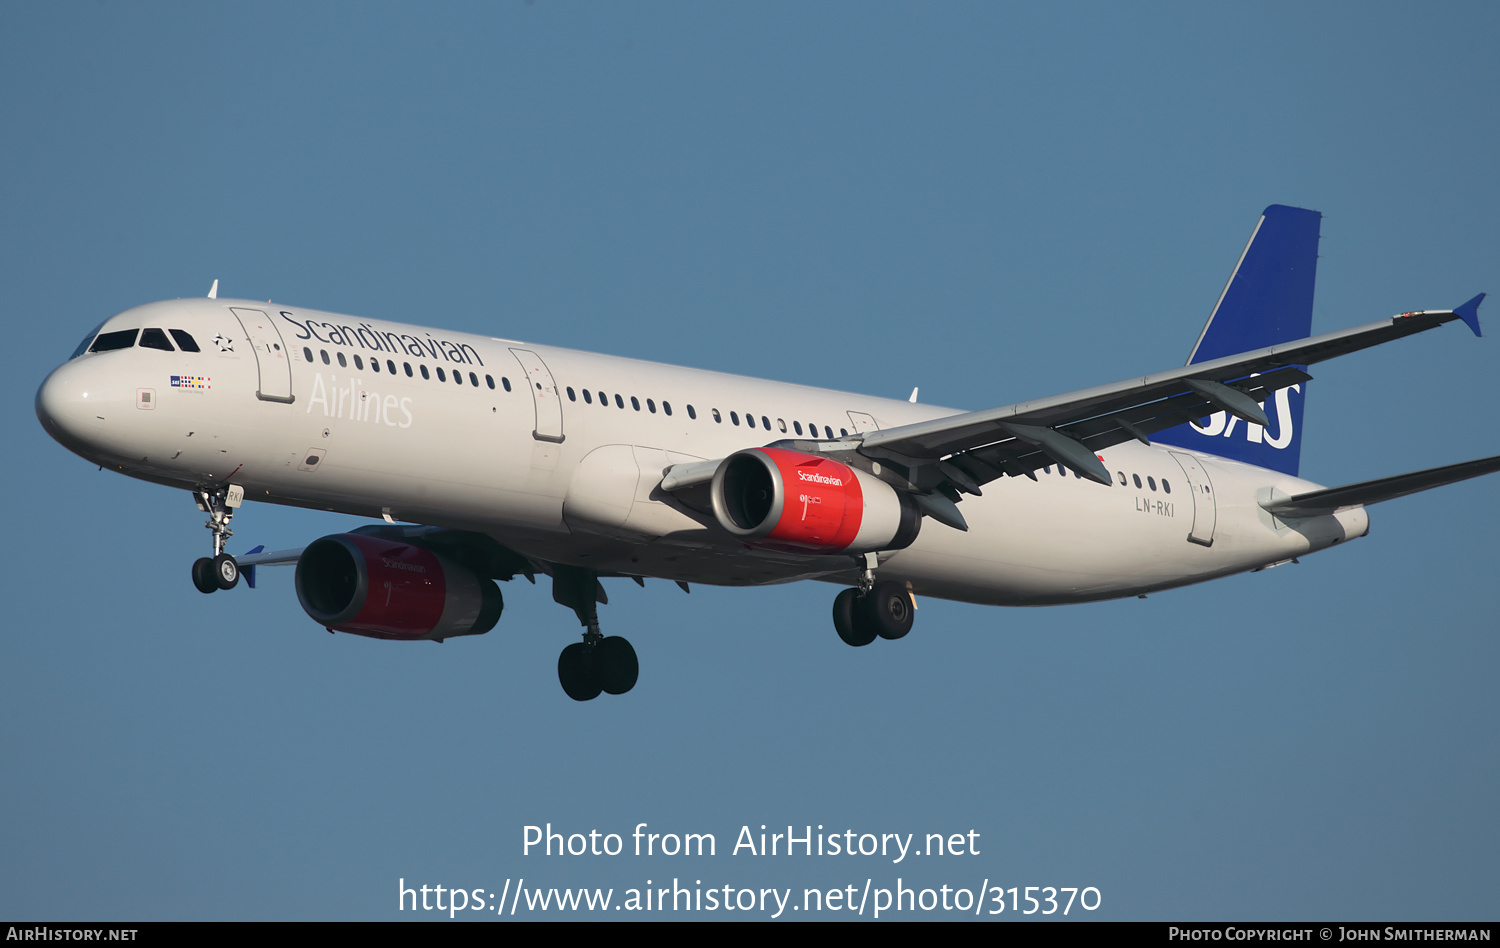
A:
[35,205,1500,701]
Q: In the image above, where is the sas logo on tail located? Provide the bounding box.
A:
[1189,383,1299,449]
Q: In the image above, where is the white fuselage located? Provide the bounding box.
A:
[36,298,1370,606]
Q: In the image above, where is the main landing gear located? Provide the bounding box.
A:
[831,553,915,647]
[191,486,242,594]
[552,566,638,701]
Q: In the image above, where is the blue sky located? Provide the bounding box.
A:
[2,2,1497,921]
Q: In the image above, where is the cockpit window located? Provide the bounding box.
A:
[169,329,201,352]
[89,329,139,353]
[70,321,108,359]
[139,328,175,351]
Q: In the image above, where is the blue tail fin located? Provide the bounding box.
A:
[1155,204,1321,475]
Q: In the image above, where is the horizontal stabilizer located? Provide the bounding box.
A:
[1262,454,1500,517]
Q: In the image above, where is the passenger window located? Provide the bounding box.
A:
[631,396,640,411]
[140,328,174,351]
[1148,476,1157,491]
[303,347,314,362]
[647,398,656,413]
[824,426,834,439]
[1133,474,1142,488]
[486,375,495,390]
[687,405,696,420]
[89,329,138,352]
[746,414,756,429]
[469,372,478,386]
[435,367,444,381]
[663,402,672,416]
[1116,471,1126,485]
[321,350,330,365]
[337,352,348,368]
[712,409,721,423]
[372,359,381,373]
[840,428,848,437]
[583,389,592,404]
[354,355,363,370]
[566,386,576,401]
[420,365,430,379]
[404,363,413,377]
[1162,479,1171,494]
[615,394,624,409]
[764,416,772,430]
[387,360,397,374]
[731,412,740,426]
[777,418,786,433]
[169,329,201,352]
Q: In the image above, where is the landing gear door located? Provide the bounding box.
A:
[510,348,565,443]
[847,411,880,434]
[229,308,294,403]
[1169,451,1217,546]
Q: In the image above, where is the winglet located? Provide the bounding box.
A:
[241,544,263,589]
[1454,293,1484,337]
[207,279,219,299]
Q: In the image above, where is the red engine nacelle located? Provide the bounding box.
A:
[294,533,503,640]
[710,447,921,554]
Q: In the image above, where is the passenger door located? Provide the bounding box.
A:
[230,308,294,403]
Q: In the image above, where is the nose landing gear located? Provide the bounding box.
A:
[190,485,243,594]
[552,566,639,701]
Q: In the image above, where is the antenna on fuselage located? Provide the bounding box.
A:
[909,387,919,403]
[207,279,219,299]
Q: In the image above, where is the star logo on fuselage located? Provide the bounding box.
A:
[213,334,234,352]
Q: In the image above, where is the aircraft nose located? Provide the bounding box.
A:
[36,360,106,451]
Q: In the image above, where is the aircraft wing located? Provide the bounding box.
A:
[234,545,303,568]
[229,526,548,588]
[1261,454,1500,518]
[857,296,1485,493]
